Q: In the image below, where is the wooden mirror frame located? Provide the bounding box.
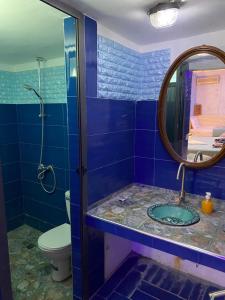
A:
[158,45,225,169]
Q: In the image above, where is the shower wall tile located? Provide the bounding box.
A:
[0,104,23,231]
[18,103,70,231]
[0,66,67,104]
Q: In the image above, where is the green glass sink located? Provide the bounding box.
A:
[147,203,200,226]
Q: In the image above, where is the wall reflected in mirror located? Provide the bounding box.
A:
[165,53,225,163]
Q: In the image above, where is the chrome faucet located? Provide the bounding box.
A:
[176,162,186,204]
[194,151,203,162]
[209,290,225,299]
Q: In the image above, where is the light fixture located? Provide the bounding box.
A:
[147,2,181,29]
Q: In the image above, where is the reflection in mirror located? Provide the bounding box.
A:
[165,53,225,163]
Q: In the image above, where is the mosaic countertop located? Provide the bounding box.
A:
[87,184,225,258]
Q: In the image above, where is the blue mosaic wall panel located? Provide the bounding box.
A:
[97,36,170,101]
[0,65,66,104]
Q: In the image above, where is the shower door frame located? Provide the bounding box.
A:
[41,1,88,299]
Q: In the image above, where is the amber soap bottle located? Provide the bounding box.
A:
[201,192,214,214]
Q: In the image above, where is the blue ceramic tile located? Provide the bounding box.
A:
[24,197,67,226]
[91,295,105,300]
[2,163,20,183]
[85,16,97,98]
[0,104,17,124]
[136,101,156,130]
[44,125,67,148]
[70,203,80,237]
[22,181,67,211]
[21,162,66,190]
[69,169,80,206]
[155,131,173,161]
[7,215,24,231]
[17,104,40,124]
[69,134,79,171]
[192,167,225,200]
[135,157,154,186]
[179,279,194,299]
[67,97,79,134]
[198,252,225,273]
[3,180,22,202]
[88,158,134,205]
[5,198,23,220]
[73,267,82,298]
[64,17,78,98]
[71,236,82,267]
[109,292,129,300]
[131,289,159,300]
[97,255,139,297]
[159,272,176,291]
[18,123,42,144]
[87,98,135,135]
[154,160,180,191]
[0,143,20,164]
[0,124,18,144]
[152,236,198,263]
[139,281,183,300]
[86,215,154,249]
[44,104,65,126]
[135,130,155,159]
[88,130,134,170]
[24,214,54,232]
[116,270,141,297]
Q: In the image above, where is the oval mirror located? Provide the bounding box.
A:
[158,45,225,168]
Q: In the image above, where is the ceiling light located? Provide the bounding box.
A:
[147,2,181,29]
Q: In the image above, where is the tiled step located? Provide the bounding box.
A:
[139,281,184,300]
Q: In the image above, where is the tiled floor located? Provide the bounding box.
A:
[92,253,224,300]
[7,225,72,300]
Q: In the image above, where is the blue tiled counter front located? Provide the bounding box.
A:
[86,184,225,273]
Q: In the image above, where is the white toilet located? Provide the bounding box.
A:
[38,190,71,282]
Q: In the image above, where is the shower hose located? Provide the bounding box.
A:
[37,100,56,194]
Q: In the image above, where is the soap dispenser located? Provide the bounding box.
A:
[201,192,214,214]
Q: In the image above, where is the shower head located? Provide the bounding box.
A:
[24,84,34,91]
[23,84,42,100]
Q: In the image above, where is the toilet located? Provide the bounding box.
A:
[38,190,71,282]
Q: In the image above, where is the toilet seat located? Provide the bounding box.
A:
[38,223,71,251]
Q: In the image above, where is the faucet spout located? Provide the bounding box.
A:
[176,162,186,204]
[194,151,203,162]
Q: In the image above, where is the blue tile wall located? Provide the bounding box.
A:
[87,97,135,205]
[97,36,170,101]
[0,66,66,104]
[17,103,69,231]
[134,100,225,200]
[0,105,23,231]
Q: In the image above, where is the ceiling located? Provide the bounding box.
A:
[0,0,67,66]
[63,0,225,45]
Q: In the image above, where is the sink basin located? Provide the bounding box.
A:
[147,203,200,226]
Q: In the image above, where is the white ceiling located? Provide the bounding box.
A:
[63,0,225,46]
[0,0,67,66]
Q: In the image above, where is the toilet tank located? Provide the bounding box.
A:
[65,190,71,223]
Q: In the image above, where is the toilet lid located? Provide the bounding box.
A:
[38,223,71,251]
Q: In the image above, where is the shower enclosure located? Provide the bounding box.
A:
[0,0,85,299]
